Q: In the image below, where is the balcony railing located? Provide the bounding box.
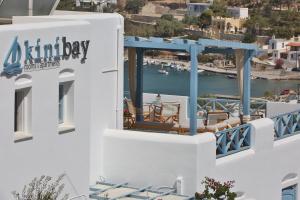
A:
[197,98,266,118]
[272,110,300,140]
[216,124,251,158]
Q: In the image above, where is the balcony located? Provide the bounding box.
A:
[122,36,300,158]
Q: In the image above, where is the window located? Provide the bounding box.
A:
[282,185,297,200]
[58,81,75,133]
[14,87,32,141]
[282,43,285,48]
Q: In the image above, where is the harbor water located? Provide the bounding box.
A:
[124,63,300,97]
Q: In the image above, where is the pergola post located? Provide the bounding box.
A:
[235,49,244,117]
[242,50,253,123]
[136,48,144,122]
[189,44,199,135]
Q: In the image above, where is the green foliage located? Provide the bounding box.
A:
[244,6,300,38]
[190,0,210,2]
[264,90,274,97]
[125,19,155,37]
[102,4,118,13]
[272,27,294,39]
[182,14,199,25]
[195,177,237,200]
[198,9,213,28]
[198,54,222,63]
[160,14,175,21]
[155,18,184,37]
[242,32,257,43]
[125,0,145,14]
[243,14,269,35]
[210,0,230,18]
[12,174,69,200]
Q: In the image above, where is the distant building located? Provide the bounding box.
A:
[268,35,300,67]
[286,42,300,64]
[186,2,212,16]
[212,17,246,34]
[75,0,116,12]
[187,3,248,19]
[268,35,290,61]
[227,7,248,19]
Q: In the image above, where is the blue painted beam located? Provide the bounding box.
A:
[125,37,258,55]
[242,50,255,122]
[189,44,200,135]
[124,40,190,51]
[136,48,144,122]
[198,39,258,51]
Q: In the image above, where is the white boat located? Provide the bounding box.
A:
[170,63,177,69]
[162,62,171,68]
[176,65,183,71]
[227,75,236,79]
[150,60,156,65]
[198,69,204,73]
[158,69,169,75]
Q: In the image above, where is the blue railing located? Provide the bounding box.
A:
[216,124,251,158]
[197,98,266,118]
[272,110,300,140]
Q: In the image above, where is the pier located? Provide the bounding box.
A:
[138,57,300,80]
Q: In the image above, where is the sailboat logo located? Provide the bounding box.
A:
[3,36,22,75]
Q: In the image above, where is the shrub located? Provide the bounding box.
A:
[155,19,184,37]
[195,177,237,200]
[275,59,284,69]
[12,174,69,200]
[161,14,175,21]
[125,0,145,14]
[264,90,273,97]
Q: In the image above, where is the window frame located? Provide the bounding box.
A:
[58,80,75,134]
[14,87,32,142]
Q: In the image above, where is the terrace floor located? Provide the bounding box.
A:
[123,93,266,135]
[90,181,193,200]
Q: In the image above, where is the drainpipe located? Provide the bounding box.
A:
[28,0,33,16]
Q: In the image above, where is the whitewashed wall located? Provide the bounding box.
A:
[103,118,300,200]
[266,101,300,118]
[13,13,124,187]
[0,14,123,199]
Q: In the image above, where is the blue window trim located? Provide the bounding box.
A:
[59,84,64,124]
[282,185,297,200]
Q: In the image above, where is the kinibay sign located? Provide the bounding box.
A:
[2,36,90,75]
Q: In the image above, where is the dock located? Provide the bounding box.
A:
[137,57,300,80]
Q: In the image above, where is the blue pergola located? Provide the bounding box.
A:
[124,36,258,135]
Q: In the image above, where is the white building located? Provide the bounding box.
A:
[268,35,300,66]
[0,13,123,199]
[286,42,300,65]
[187,3,248,19]
[227,7,248,19]
[268,35,290,61]
[1,12,300,200]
